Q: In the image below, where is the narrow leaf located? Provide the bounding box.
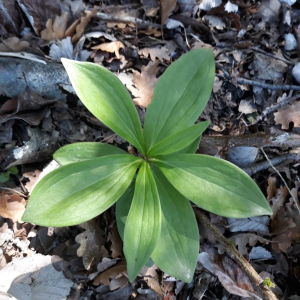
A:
[148,121,209,156]
[62,59,146,154]
[116,182,134,240]
[151,154,273,218]
[22,155,142,227]
[124,162,161,282]
[143,49,215,151]
[151,165,199,283]
[54,142,126,165]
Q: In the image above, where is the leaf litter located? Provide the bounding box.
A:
[1,0,300,298]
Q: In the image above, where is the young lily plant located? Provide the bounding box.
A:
[22,49,272,282]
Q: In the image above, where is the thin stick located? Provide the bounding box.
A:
[194,209,279,300]
[249,94,300,126]
[243,153,297,175]
[260,148,300,213]
[216,74,300,91]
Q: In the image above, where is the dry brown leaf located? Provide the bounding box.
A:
[93,260,127,286]
[92,41,125,59]
[138,44,175,62]
[274,101,300,130]
[40,12,68,42]
[0,37,30,52]
[267,176,277,200]
[75,220,105,270]
[17,0,61,34]
[160,0,177,25]
[138,27,162,37]
[109,274,128,291]
[108,224,123,258]
[23,170,41,194]
[132,60,160,108]
[65,7,97,43]
[0,192,26,223]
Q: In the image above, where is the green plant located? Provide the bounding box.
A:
[22,49,272,282]
[0,167,18,183]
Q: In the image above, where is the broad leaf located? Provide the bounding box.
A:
[151,154,273,218]
[124,162,161,282]
[62,59,146,155]
[151,165,199,283]
[148,121,209,156]
[22,155,142,227]
[143,49,215,151]
[177,136,201,154]
[116,181,134,240]
[54,142,126,165]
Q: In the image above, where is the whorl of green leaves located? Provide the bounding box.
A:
[22,49,272,282]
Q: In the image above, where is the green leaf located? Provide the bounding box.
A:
[151,165,199,283]
[143,49,215,151]
[177,136,201,154]
[124,162,161,282]
[0,172,10,183]
[22,155,142,227]
[54,142,126,165]
[148,121,209,156]
[62,59,146,155]
[151,154,273,218]
[8,167,18,175]
[116,181,134,240]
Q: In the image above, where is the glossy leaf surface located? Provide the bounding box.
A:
[151,165,199,282]
[148,121,209,156]
[62,59,145,154]
[22,155,142,227]
[124,162,161,282]
[143,49,215,151]
[54,142,126,165]
[151,154,273,218]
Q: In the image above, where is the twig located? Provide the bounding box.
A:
[243,153,297,175]
[0,187,26,197]
[249,47,294,66]
[95,12,161,28]
[216,74,300,91]
[194,209,279,300]
[249,94,300,126]
[260,148,300,213]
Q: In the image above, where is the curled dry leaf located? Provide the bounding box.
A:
[161,0,177,25]
[0,192,26,223]
[75,220,105,270]
[93,260,127,286]
[0,37,29,52]
[274,101,300,129]
[65,7,97,43]
[198,247,256,298]
[108,224,123,258]
[40,12,68,42]
[132,60,160,108]
[92,41,125,59]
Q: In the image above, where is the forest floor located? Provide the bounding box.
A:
[0,0,300,299]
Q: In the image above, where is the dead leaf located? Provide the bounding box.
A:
[93,260,127,286]
[229,233,271,256]
[23,170,41,194]
[0,37,29,52]
[267,176,277,200]
[138,42,176,62]
[0,253,73,300]
[65,7,97,43]
[161,0,177,25]
[0,192,26,223]
[198,246,257,298]
[108,224,123,258]
[132,60,160,108]
[141,0,160,17]
[40,12,68,42]
[274,101,300,130]
[92,41,125,59]
[0,0,21,35]
[227,216,270,235]
[17,0,61,35]
[75,220,105,270]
